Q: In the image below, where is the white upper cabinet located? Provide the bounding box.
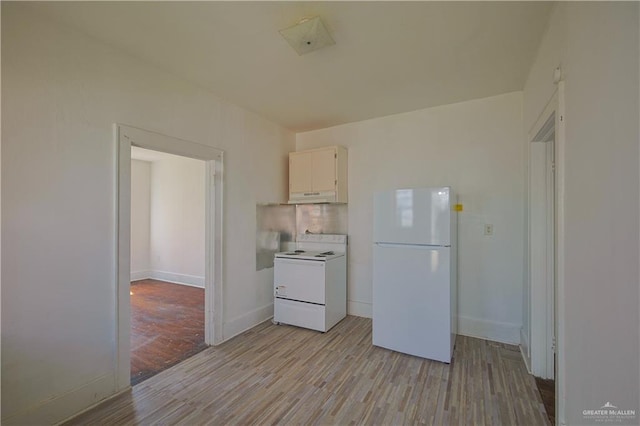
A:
[289,146,347,204]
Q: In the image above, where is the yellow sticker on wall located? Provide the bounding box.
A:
[454,204,463,212]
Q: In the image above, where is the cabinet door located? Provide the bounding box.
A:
[289,151,314,193]
[312,147,337,192]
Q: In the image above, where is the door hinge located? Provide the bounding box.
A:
[552,162,556,172]
[560,115,564,122]
[334,153,337,159]
[552,336,557,353]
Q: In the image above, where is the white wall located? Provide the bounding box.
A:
[1,4,294,424]
[520,0,568,384]
[524,2,639,424]
[149,155,205,287]
[297,91,525,344]
[130,155,206,287]
[131,159,151,279]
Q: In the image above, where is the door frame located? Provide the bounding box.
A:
[529,110,555,380]
[527,80,566,425]
[115,124,224,391]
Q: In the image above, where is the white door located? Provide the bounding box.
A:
[372,244,451,362]
[528,104,557,381]
[373,187,450,246]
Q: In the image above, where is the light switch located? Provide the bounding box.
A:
[484,224,494,236]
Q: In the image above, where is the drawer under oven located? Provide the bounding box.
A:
[274,298,327,332]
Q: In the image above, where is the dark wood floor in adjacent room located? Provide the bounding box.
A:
[535,377,555,425]
[130,279,207,386]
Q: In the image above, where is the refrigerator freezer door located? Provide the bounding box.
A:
[373,187,450,246]
[372,244,452,362]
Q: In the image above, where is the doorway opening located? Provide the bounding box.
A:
[116,124,224,391]
[526,82,566,425]
[529,113,556,424]
[130,147,207,385]
[529,111,556,380]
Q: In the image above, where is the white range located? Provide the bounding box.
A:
[273,234,347,332]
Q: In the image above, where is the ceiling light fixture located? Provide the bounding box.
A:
[279,16,335,56]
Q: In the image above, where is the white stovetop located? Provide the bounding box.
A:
[275,234,347,261]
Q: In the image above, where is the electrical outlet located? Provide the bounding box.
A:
[484,224,493,236]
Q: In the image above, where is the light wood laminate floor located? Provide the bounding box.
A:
[67,316,549,425]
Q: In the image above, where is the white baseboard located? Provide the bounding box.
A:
[520,328,532,373]
[348,300,372,318]
[457,315,521,345]
[148,270,204,288]
[130,270,151,281]
[58,387,130,425]
[2,373,114,426]
[223,303,274,342]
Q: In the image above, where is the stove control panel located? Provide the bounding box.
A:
[297,234,347,244]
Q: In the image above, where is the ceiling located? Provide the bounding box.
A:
[28,1,553,132]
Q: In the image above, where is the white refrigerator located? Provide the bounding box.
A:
[372,187,457,363]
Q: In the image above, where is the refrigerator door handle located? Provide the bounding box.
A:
[375,242,450,249]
